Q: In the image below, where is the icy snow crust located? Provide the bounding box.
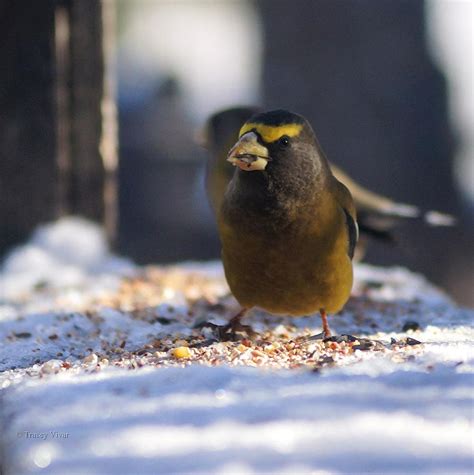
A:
[1,218,473,474]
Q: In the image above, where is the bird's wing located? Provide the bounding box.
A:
[330,164,419,219]
[332,178,358,259]
[331,163,456,228]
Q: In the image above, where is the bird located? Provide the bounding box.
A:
[201,107,260,217]
[216,109,358,338]
[200,106,456,260]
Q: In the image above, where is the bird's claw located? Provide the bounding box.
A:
[196,320,256,342]
[218,321,256,341]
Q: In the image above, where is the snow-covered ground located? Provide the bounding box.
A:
[1,218,473,475]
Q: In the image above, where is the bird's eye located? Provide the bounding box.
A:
[279,136,290,147]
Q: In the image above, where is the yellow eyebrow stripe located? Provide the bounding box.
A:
[239,123,303,143]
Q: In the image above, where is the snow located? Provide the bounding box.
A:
[1,218,473,475]
[0,217,133,301]
[3,366,473,475]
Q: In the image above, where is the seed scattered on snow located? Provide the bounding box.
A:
[172,347,191,359]
[41,359,63,374]
[14,332,32,339]
[174,339,189,347]
[83,353,99,365]
[402,321,421,332]
[404,337,422,346]
[1,260,462,390]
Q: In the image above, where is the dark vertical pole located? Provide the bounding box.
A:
[67,0,110,226]
[55,1,72,217]
[0,1,58,251]
[100,0,119,244]
[0,0,118,254]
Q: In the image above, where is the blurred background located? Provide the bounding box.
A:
[1,0,473,305]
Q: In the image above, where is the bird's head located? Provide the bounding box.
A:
[227,110,328,185]
[199,106,261,154]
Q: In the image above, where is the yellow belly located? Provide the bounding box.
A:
[220,209,353,315]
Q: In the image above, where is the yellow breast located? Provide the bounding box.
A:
[218,195,353,316]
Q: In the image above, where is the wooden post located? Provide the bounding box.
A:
[0,1,58,251]
[0,0,117,255]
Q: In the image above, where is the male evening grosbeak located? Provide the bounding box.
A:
[214,109,357,337]
[201,107,455,261]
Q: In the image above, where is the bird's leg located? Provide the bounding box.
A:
[320,308,332,339]
[219,307,255,341]
[195,307,255,341]
[228,307,248,329]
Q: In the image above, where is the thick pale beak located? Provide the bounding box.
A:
[227,132,270,171]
